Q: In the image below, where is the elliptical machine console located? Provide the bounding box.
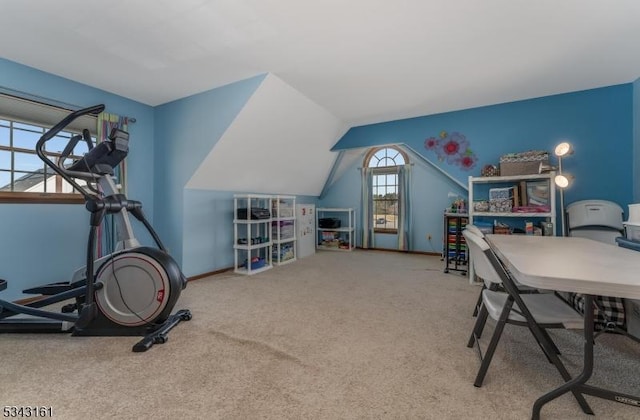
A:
[0,104,191,352]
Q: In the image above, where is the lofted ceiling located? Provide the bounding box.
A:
[1,0,640,126]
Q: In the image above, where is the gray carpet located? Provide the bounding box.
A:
[1,250,638,419]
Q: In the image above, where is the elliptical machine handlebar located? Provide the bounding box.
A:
[36,104,105,199]
[38,104,104,143]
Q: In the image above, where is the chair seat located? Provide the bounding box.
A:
[483,290,584,329]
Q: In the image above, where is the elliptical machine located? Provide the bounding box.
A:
[0,104,192,352]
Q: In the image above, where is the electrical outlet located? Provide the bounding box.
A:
[427,234,432,240]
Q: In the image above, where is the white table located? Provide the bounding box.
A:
[485,234,640,419]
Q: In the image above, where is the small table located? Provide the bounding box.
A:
[484,234,640,419]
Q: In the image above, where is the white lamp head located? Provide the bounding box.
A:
[554,174,574,189]
[554,142,573,157]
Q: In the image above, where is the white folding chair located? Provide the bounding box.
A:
[463,231,593,415]
[465,225,538,320]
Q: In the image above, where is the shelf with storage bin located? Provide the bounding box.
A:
[469,172,557,224]
[467,172,556,283]
[272,195,297,265]
[443,212,468,275]
[233,194,273,275]
[316,208,356,251]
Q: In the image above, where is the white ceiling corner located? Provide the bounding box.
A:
[186,73,347,195]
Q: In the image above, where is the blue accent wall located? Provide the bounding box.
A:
[0,58,155,300]
[1,55,638,291]
[330,85,633,242]
[153,75,266,275]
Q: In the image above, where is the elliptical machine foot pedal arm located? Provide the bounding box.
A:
[132,309,192,352]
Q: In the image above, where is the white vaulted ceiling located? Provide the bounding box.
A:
[1,0,639,126]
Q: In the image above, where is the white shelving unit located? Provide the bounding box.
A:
[467,172,556,283]
[316,208,356,251]
[272,195,297,265]
[233,194,273,275]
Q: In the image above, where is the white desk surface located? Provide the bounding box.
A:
[485,235,640,300]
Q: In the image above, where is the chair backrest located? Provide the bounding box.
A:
[463,229,502,285]
[464,224,485,238]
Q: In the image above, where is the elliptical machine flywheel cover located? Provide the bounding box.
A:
[94,247,184,327]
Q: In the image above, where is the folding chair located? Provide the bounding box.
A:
[465,225,539,320]
[463,231,594,415]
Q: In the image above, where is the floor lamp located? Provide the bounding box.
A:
[554,142,574,237]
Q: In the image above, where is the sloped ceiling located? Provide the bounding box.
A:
[186,74,347,195]
[1,1,639,125]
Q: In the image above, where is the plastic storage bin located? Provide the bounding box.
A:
[624,222,640,241]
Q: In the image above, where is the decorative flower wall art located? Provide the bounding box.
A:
[424,130,477,170]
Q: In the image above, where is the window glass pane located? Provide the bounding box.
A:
[13,126,42,150]
[0,171,10,190]
[395,154,405,165]
[0,150,10,170]
[13,122,42,132]
[46,132,70,154]
[12,171,43,192]
[0,125,8,146]
[379,157,392,167]
[13,151,43,172]
[46,132,89,156]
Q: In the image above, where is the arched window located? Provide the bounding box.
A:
[364,146,408,232]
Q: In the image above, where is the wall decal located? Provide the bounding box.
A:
[424,130,477,170]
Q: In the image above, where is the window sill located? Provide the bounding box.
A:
[374,229,398,234]
[0,192,84,204]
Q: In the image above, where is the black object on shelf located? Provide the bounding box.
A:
[237,207,271,220]
[318,217,341,228]
[443,212,468,275]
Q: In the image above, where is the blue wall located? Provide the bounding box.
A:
[318,152,466,251]
[328,85,634,245]
[1,56,638,291]
[0,58,155,300]
[153,75,266,275]
[182,190,319,276]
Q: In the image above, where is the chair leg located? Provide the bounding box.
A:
[472,284,486,317]
[473,296,514,387]
[468,302,489,348]
[474,314,509,387]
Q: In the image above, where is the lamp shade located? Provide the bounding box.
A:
[554,142,573,157]
[555,174,574,189]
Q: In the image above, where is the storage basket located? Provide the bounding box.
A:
[624,222,640,241]
[490,198,513,213]
[473,200,490,212]
[244,257,266,270]
[493,226,511,234]
[499,151,549,176]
